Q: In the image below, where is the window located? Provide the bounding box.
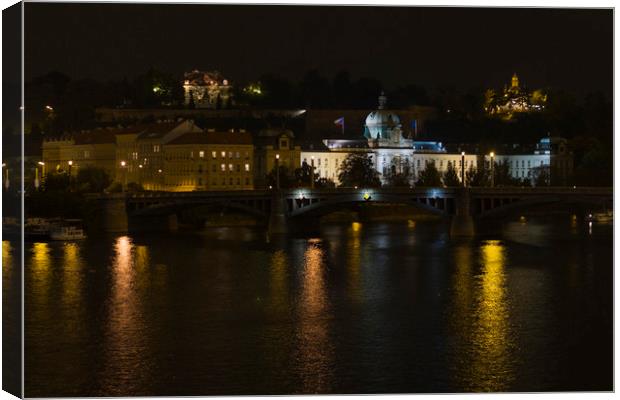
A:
[212,164,216,172]
[221,151,226,158]
[222,178,226,185]
[228,163,233,171]
[228,152,233,159]
[236,164,241,172]
[280,139,288,149]
[235,152,240,159]
[221,164,226,172]
[153,145,160,153]
[132,152,138,160]
[229,177,233,185]
[244,152,249,159]
[244,163,250,172]
[212,151,217,159]
[198,165,203,173]
[245,177,250,185]
[199,151,205,158]
[84,150,90,159]
[236,178,240,185]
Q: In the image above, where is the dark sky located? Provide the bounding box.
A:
[25,3,612,96]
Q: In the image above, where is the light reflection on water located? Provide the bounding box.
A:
[17,215,613,396]
[470,240,513,391]
[296,239,333,393]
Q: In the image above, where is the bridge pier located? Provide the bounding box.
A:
[99,194,129,233]
[267,192,288,235]
[450,188,475,237]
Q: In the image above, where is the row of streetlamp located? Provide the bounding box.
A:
[460,151,495,188]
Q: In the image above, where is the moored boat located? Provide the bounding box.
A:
[50,225,86,240]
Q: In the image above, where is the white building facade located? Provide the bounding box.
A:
[300,95,572,186]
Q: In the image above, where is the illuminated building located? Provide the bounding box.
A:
[253,128,302,188]
[183,70,232,109]
[484,73,547,119]
[114,120,203,190]
[42,129,117,178]
[301,93,571,186]
[164,130,254,191]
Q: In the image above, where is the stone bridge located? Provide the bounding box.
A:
[89,187,612,236]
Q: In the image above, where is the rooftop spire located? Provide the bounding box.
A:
[511,73,519,88]
[378,91,387,110]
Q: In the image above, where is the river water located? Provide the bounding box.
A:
[5,215,613,396]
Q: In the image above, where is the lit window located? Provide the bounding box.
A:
[228,163,233,171]
[212,151,217,159]
[199,151,204,158]
[221,164,226,171]
[228,152,233,159]
[153,145,160,153]
[235,152,240,159]
[221,151,226,158]
[244,163,250,172]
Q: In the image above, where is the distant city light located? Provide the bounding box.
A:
[120,161,126,167]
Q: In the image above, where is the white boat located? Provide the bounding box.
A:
[50,226,86,240]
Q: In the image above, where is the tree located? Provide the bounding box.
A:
[531,166,550,187]
[41,171,70,192]
[442,161,461,186]
[416,162,443,187]
[493,160,520,187]
[266,165,294,189]
[294,161,317,187]
[76,166,111,193]
[337,153,381,188]
[465,164,490,187]
[315,177,336,188]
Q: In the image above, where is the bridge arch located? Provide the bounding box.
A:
[287,192,451,219]
[477,195,612,219]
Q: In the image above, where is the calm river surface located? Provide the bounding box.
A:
[6,215,613,396]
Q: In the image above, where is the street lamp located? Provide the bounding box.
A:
[2,163,8,190]
[120,161,127,192]
[310,156,315,189]
[489,152,495,188]
[460,151,466,187]
[275,154,280,190]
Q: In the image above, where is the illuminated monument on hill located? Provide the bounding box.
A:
[183,70,232,109]
[484,73,547,120]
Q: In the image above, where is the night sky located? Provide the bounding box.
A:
[24,4,613,96]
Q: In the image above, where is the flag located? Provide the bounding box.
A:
[334,117,345,135]
[411,119,418,137]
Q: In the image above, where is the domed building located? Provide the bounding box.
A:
[364,92,401,140]
[364,92,413,149]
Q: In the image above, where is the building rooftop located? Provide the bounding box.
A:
[168,131,253,145]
